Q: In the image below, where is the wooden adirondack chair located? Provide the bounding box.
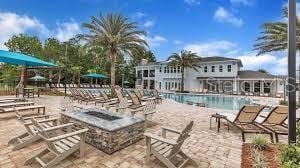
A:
[131,99,157,128]
[8,112,59,151]
[25,118,88,168]
[144,121,195,168]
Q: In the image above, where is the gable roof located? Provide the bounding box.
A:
[238,70,275,79]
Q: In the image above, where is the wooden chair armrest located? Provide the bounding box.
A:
[47,128,89,142]
[161,126,181,134]
[144,133,177,145]
[22,115,52,120]
[24,117,58,126]
[43,123,74,132]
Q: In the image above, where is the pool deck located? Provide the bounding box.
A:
[0,95,288,168]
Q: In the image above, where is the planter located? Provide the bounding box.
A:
[241,143,280,168]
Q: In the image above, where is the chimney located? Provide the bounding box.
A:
[141,59,148,65]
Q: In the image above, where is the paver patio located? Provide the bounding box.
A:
[0,95,284,168]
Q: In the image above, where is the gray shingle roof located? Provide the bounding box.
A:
[238,70,275,79]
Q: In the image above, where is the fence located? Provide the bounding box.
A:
[0,82,17,96]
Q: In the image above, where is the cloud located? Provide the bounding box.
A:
[235,53,287,75]
[140,35,167,48]
[214,7,243,27]
[131,12,146,19]
[143,20,155,28]
[0,12,49,49]
[55,20,82,41]
[0,12,83,50]
[230,0,254,6]
[184,0,200,6]
[184,40,239,56]
[173,40,183,45]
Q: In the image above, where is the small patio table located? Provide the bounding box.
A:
[210,113,230,132]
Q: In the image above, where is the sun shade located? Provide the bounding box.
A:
[0,50,57,67]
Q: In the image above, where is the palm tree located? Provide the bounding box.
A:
[254,7,300,54]
[167,50,201,92]
[82,12,147,91]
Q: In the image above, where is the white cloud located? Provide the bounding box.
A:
[184,0,200,6]
[140,35,167,48]
[235,53,287,75]
[184,40,239,56]
[173,40,183,45]
[131,12,146,19]
[55,20,82,41]
[214,7,243,27]
[230,0,254,6]
[143,20,155,28]
[0,12,50,49]
[0,12,83,50]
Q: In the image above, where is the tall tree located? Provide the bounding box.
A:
[82,12,147,90]
[254,7,300,54]
[167,50,200,92]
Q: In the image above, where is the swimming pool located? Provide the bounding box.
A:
[161,93,253,110]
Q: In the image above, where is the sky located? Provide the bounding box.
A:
[0,0,297,75]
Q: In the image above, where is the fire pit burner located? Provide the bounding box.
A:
[86,111,121,121]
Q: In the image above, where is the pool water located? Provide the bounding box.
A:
[161,93,252,110]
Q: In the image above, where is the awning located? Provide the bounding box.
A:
[0,50,57,67]
[83,73,108,78]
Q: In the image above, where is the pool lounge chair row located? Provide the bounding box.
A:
[46,83,110,89]
[212,105,289,142]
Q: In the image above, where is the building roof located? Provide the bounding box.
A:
[238,70,275,79]
[137,56,243,67]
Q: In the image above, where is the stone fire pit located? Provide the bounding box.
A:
[61,108,145,154]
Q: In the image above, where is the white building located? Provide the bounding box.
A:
[135,56,286,97]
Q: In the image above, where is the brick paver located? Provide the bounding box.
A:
[0,95,285,168]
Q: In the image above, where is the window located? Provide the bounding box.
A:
[137,70,142,78]
[254,82,260,93]
[165,82,167,89]
[164,67,167,73]
[175,82,177,89]
[170,67,173,73]
[204,66,208,72]
[211,66,215,72]
[244,82,250,92]
[172,82,174,88]
[174,67,177,73]
[143,70,149,77]
[143,80,148,89]
[264,82,271,93]
[167,67,170,73]
[159,67,162,73]
[177,66,180,73]
[227,65,232,72]
[168,82,171,90]
[149,70,155,77]
[219,65,223,72]
[159,82,161,89]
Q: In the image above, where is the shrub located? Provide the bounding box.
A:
[251,136,268,150]
[251,149,267,168]
[279,144,300,167]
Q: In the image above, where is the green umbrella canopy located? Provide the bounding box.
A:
[30,75,46,81]
[83,73,108,78]
[0,50,57,67]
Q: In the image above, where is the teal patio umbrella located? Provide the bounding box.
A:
[30,75,46,81]
[83,73,107,78]
[83,73,108,85]
[0,50,57,87]
[0,50,57,67]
